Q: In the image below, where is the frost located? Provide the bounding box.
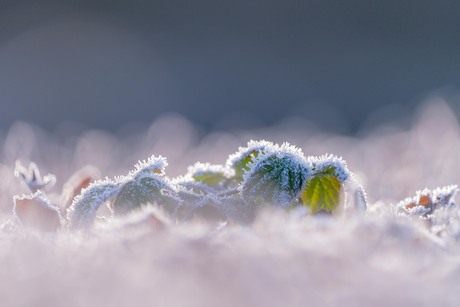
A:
[131,155,168,176]
[300,154,365,213]
[308,154,350,183]
[112,174,178,216]
[111,155,179,215]
[67,179,121,230]
[395,185,458,218]
[241,142,312,207]
[226,140,273,180]
[187,162,233,186]
[14,160,56,192]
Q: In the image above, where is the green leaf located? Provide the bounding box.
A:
[300,168,342,213]
[192,172,226,186]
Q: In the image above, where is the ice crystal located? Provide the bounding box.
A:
[131,155,168,177]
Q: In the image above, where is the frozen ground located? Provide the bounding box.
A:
[1,99,460,306]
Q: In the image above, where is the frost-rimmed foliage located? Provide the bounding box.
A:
[226,140,272,181]
[394,185,458,219]
[301,155,351,213]
[241,142,312,207]
[188,162,233,186]
[67,179,121,230]
[112,155,179,215]
[11,140,369,232]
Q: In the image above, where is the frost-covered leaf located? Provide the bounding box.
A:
[300,168,342,213]
[14,161,56,192]
[226,140,272,181]
[188,162,230,186]
[112,175,178,215]
[111,156,179,216]
[67,179,121,230]
[14,191,62,232]
[241,142,311,207]
[300,155,350,213]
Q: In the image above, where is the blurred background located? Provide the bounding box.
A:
[1,0,460,134]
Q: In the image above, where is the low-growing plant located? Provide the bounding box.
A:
[9,140,372,232]
[10,139,456,234]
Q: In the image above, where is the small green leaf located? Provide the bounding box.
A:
[193,172,226,186]
[300,168,342,213]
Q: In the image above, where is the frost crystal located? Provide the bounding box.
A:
[131,155,168,177]
[241,142,312,207]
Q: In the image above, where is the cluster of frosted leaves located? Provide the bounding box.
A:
[394,185,458,222]
[387,185,460,244]
[8,140,367,232]
[240,142,312,208]
[171,162,253,223]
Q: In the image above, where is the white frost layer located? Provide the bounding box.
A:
[1,207,460,307]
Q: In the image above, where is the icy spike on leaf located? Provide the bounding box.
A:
[131,155,168,176]
[14,160,56,192]
[226,140,272,180]
[14,191,62,232]
[112,155,179,216]
[241,142,312,207]
[67,179,120,230]
[300,155,350,213]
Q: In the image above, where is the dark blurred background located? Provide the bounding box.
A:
[1,0,460,134]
